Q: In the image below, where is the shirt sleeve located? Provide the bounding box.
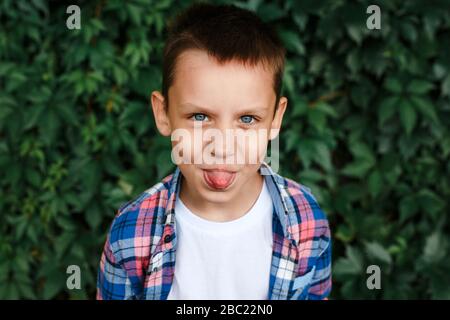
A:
[306,237,332,300]
[96,232,136,300]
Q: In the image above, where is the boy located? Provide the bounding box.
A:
[97,2,331,300]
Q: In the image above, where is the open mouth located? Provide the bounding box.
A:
[202,169,237,190]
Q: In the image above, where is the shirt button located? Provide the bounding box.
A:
[164,234,172,243]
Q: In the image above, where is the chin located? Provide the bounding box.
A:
[200,188,237,203]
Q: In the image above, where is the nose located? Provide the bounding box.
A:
[209,131,235,159]
[206,121,236,162]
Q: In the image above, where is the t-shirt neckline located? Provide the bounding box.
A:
[175,179,271,233]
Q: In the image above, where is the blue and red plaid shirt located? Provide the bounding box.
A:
[97,163,332,300]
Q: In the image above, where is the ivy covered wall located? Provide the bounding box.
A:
[0,0,449,299]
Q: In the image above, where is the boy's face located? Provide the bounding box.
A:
[151,49,287,204]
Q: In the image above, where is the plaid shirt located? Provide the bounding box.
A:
[97,163,332,300]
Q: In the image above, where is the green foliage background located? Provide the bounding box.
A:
[1,0,449,299]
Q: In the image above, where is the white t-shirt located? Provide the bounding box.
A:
[167,180,274,300]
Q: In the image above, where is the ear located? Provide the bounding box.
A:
[151,91,172,136]
[269,96,288,140]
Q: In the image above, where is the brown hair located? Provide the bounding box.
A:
[162,2,286,110]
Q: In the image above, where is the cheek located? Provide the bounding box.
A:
[178,164,197,179]
[249,136,268,162]
[171,128,205,164]
[236,130,269,164]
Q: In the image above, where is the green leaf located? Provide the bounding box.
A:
[257,3,286,22]
[127,4,142,25]
[308,52,327,74]
[365,241,392,265]
[334,246,363,276]
[17,282,37,299]
[341,142,376,177]
[307,108,326,132]
[398,99,417,135]
[42,272,65,299]
[368,170,382,198]
[315,102,338,118]
[346,24,363,45]
[378,96,399,125]
[86,204,102,230]
[384,77,403,93]
[399,195,419,223]
[39,109,61,146]
[410,96,439,124]
[423,232,446,264]
[349,142,375,161]
[441,74,450,96]
[406,79,434,94]
[24,105,45,130]
[341,160,373,178]
[335,224,354,243]
[314,141,332,171]
[416,189,445,220]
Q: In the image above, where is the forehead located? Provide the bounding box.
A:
[169,49,275,109]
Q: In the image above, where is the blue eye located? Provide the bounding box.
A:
[192,113,208,121]
[240,115,254,124]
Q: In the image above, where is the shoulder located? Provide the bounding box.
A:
[107,173,174,250]
[274,173,331,245]
[284,176,329,223]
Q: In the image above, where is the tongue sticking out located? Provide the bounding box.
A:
[203,170,236,190]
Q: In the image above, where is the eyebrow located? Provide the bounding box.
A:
[178,102,270,115]
[178,103,218,116]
